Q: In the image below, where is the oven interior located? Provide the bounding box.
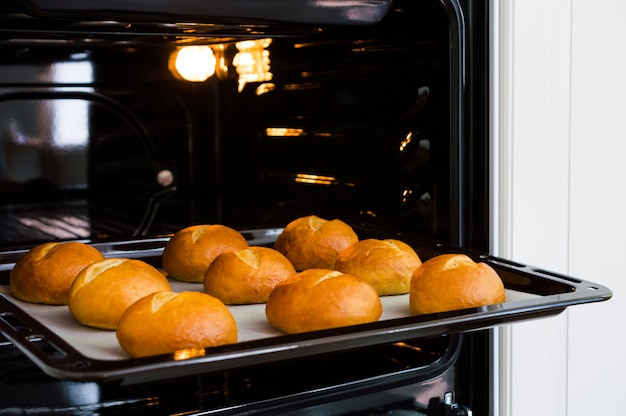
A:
[0,0,467,251]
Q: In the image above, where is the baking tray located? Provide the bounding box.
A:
[0,228,612,385]
[19,0,393,25]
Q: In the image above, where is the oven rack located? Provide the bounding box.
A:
[0,200,183,251]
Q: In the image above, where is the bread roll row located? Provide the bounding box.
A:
[8,236,242,358]
[273,215,505,313]
[8,215,506,359]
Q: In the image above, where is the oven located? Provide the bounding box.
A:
[0,1,612,415]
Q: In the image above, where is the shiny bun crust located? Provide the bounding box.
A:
[204,246,296,304]
[274,215,358,270]
[162,224,249,283]
[409,254,506,315]
[335,238,422,296]
[265,268,382,334]
[116,291,237,358]
[10,242,105,305]
[68,258,172,330]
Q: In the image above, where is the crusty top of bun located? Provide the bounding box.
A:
[10,242,105,305]
[116,291,237,358]
[68,258,172,330]
[162,224,249,283]
[274,215,358,270]
[204,246,296,304]
[265,268,382,334]
[335,238,422,296]
[409,254,505,315]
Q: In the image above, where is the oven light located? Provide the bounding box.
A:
[169,46,216,82]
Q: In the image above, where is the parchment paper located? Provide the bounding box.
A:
[0,281,535,361]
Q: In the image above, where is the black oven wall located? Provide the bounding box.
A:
[214,2,452,237]
[0,0,484,250]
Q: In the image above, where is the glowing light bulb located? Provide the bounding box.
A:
[171,45,216,82]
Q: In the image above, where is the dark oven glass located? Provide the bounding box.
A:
[0,0,489,250]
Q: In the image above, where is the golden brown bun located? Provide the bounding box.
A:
[335,238,422,296]
[116,291,237,358]
[68,258,172,330]
[265,268,382,334]
[204,246,296,304]
[274,215,358,270]
[409,254,506,315]
[162,224,249,283]
[10,242,105,305]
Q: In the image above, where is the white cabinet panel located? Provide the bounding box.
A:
[497,0,625,415]
[567,0,626,414]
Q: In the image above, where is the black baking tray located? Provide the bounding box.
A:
[0,228,612,385]
[18,0,393,25]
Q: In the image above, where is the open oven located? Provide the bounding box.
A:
[0,1,612,415]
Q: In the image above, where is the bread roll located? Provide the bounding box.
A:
[68,258,172,330]
[116,291,237,358]
[335,238,422,296]
[274,215,358,270]
[162,224,249,283]
[409,254,506,315]
[204,246,296,304]
[10,242,104,305]
[265,268,382,334]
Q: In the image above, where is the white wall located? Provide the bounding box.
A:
[567,0,626,413]
[496,0,626,415]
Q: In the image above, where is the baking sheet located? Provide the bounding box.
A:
[0,282,537,362]
[0,229,613,384]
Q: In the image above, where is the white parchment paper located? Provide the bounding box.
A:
[0,281,535,362]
